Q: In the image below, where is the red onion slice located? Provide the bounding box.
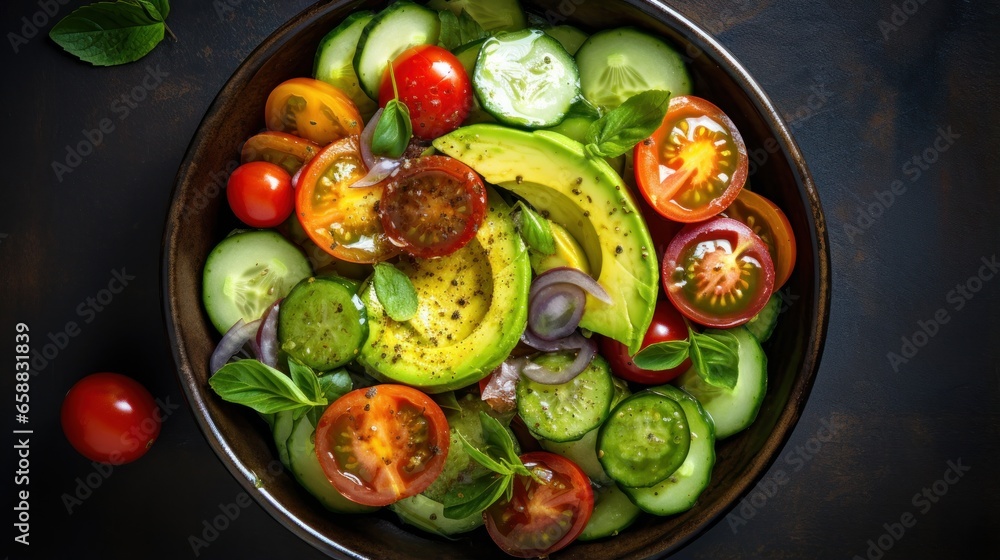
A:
[256,300,281,368]
[351,156,402,188]
[210,318,261,374]
[530,267,612,305]
[520,336,598,385]
[360,107,384,170]
[528,283,586,341]
[521,328,587,353]
[481,358,523,413]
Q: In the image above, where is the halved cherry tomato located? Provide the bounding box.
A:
[662,216,774,328]
[378,155,487,259]
[600,298,691,384]
[296,136,399,263]
[227,161,294,228]
[314,384,450,507]
[264,77,362,145]
[379,45,473,140]
[241,131,321,175]
[634,95,748,222]
[723,188,797,287]
[484,451,594,558]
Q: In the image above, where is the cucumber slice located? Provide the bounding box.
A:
[745,294,781,342]
[473,29,581,128]
[544,25,588,56]
[578,483,642,541]
[427,0,527,33]
[517,354,614,443]
[354,0,441,100]
[313,10,378,121]
[277,276,368,372]
[597,391,691,488]
[391,494,483,536]
[677,326,767,439]
[202,230,312,334]
[286,412,378,514]
[575,27,692,110]
[272,410,295,469]
[622,385,716,515]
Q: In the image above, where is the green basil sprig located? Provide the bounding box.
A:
[209,358,328,415]
[442,412,532,519]
[632,326,741,390]
[373,262,419,322]
[584,90,671,159]
[50,0,175,67]
[371,64,413,158]
[513,201,555,255]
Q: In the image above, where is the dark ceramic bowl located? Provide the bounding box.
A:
[163,1,830,558]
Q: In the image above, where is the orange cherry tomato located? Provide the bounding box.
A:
[264,77,362,145]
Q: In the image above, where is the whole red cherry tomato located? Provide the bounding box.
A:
[227,161,294,228]
[378,45,473,140]
[61,372,161,464]
[601,299,692,384]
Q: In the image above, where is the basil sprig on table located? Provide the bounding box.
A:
[50,0,175,67]
[442,412,533,519]
[632,326,741,390]
[584,89,671,159]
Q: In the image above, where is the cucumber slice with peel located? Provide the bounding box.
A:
[354,1,441,100]
[313,10,378,121]
[427,0,527,33]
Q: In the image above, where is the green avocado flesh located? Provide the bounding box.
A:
[433,124,659,354]
[357,188,530,392]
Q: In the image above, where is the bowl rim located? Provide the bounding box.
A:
[162,0,831,558]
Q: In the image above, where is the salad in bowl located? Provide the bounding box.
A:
[164,0,828,558]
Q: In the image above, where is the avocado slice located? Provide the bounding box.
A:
[357,188,530,392]
[433,124,658,354]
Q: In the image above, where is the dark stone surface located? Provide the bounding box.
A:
[2,0,997,558]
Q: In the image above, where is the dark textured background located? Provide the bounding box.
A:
[2,0,998,558]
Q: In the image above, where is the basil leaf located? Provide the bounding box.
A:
[585,90,671,158]
[513,201,555,255]
[437,9,487,51]
[50,2,166,66]
[432,391,463,412]
[317,369,353,402]
[478,412,522,465]
[442,473,509,519]
[288,358,324,402]
[373,262,419,322]
[146,0,170,19]
[371,99,412,158]
[209,359,326,414]
[632,340,691,370]
[689,330,740,390]
[121,0,162,21]
[456,430,509,475]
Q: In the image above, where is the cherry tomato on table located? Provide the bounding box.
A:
[601,298,692,384]
[662,216,775,328]
[265,77,362,145]
[484,451,594,558]
[61,372,161,464]
[379,45,473,140]
[314,384,450,507]
[723,188,797,287]
[296,136,400,263]
[378,155,487,259]
[634,95,748,222]
[227,161,295,228]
